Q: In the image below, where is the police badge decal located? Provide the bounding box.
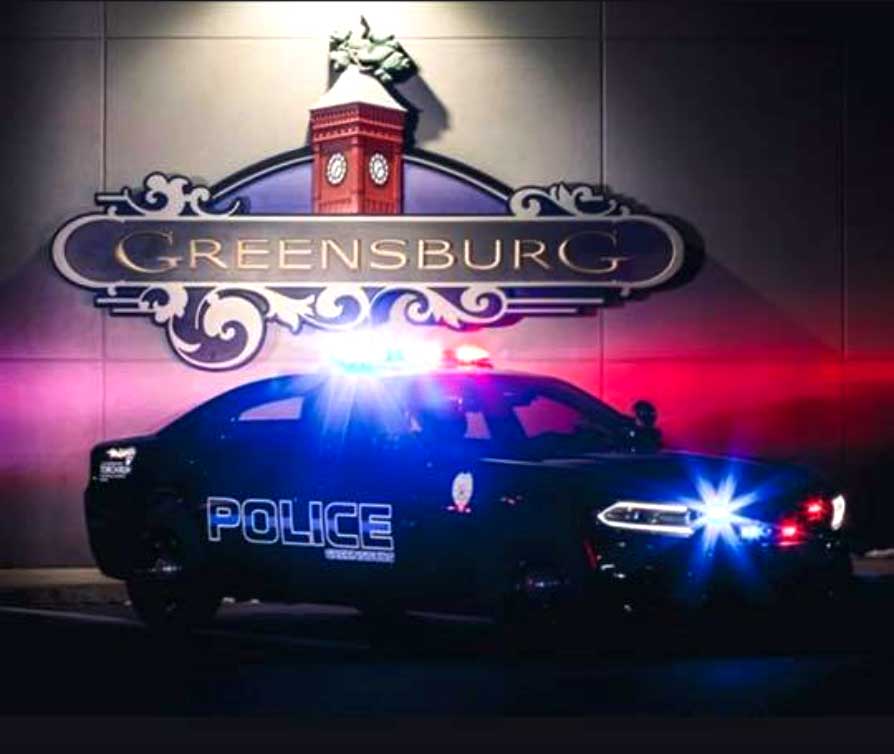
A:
[52,17,688,371]
[450,472,474,514]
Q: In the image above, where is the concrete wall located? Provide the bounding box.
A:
[1,2,892,565]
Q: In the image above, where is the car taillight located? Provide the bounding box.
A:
[830,494,846,530]
[776,519,805,546]
[801,497,831,525]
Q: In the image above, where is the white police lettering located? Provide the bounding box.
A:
[206,497,394,564]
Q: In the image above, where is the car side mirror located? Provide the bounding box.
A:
[632,400,658,428]
[630,400,661,453]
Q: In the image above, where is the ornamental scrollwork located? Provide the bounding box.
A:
[97,172,243,218]
[102,283,511,370]
[508,182,630,219]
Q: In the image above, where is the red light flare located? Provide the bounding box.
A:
[777,519,805,546]
[802,497,830,524]
[582,538,601,569]
[443,344,492,368]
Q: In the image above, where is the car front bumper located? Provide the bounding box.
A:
[587,530,852,610]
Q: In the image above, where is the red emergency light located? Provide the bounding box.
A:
[777,519,805,546]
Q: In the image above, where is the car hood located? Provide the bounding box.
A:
[480,449,827,519]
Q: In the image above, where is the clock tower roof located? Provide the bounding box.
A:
[311,66,406,113]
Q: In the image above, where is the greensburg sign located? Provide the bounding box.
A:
[52,18,687,370]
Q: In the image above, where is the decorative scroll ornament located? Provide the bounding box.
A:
[98,279,512,370]
[97,172,243,218]
[391,286,509,330]
[508,182,630,219]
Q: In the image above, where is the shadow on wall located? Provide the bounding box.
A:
[394,74,450,147]
[315,62,450,148]
[847,447,894,551]
[603,186,708,303]
[845,364,894,550]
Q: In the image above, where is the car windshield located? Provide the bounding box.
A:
[384,373,634,458]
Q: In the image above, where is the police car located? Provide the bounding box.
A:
[85,340,852,632]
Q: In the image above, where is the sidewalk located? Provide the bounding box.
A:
[0,568,126,606]
[0,556,891,607]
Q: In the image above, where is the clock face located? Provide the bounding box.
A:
[325,152,347,186]
[368,153,390,186]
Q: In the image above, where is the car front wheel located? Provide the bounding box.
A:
[126,577,221,633]
[126,528,220,633]
[495,563,575,652]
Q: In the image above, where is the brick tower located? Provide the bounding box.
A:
[310,66,407,214]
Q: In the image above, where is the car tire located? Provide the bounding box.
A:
[126,526,220,634]
[771,564,856,644]
[127,578,220,634]
[496,563,572,654]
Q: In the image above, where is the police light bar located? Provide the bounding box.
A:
[323,334,492,373]
[443,344,493,369]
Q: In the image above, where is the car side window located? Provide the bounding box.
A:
[407,401,495,455]
[464,411,491,440]
[510,390,618,450]
[226,392,310,445]
[237,395,304,422]
[513,395,581,437]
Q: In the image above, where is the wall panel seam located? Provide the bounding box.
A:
[102,35,600,41]
[100,0,108,442]
[599,0,606,398]
[840,39,849,478]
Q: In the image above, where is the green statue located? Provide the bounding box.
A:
[329,16,416,84]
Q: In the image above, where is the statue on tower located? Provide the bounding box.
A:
[328,16,416,84]
[310,17,415,214]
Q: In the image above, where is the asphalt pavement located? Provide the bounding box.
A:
[0,570,892,716]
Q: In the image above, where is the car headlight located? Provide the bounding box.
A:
[595,501,694,537]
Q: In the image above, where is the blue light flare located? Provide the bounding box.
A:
[738,523,766,541]
[685,475,759,550]
[321,332,442,374]
[676,473,771,602]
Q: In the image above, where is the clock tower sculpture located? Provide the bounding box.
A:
[310,18,415,215]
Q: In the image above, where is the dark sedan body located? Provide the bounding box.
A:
[85,366,852,630]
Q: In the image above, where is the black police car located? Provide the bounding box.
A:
[85,345,852,632]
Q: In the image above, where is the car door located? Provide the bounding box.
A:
[297,378,417,605]
[193,378,333,599]
[388,377,493,612]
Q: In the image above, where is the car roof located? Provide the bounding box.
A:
[166,365,630,433]
[233,367,557,393]
[198,368,579,413]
